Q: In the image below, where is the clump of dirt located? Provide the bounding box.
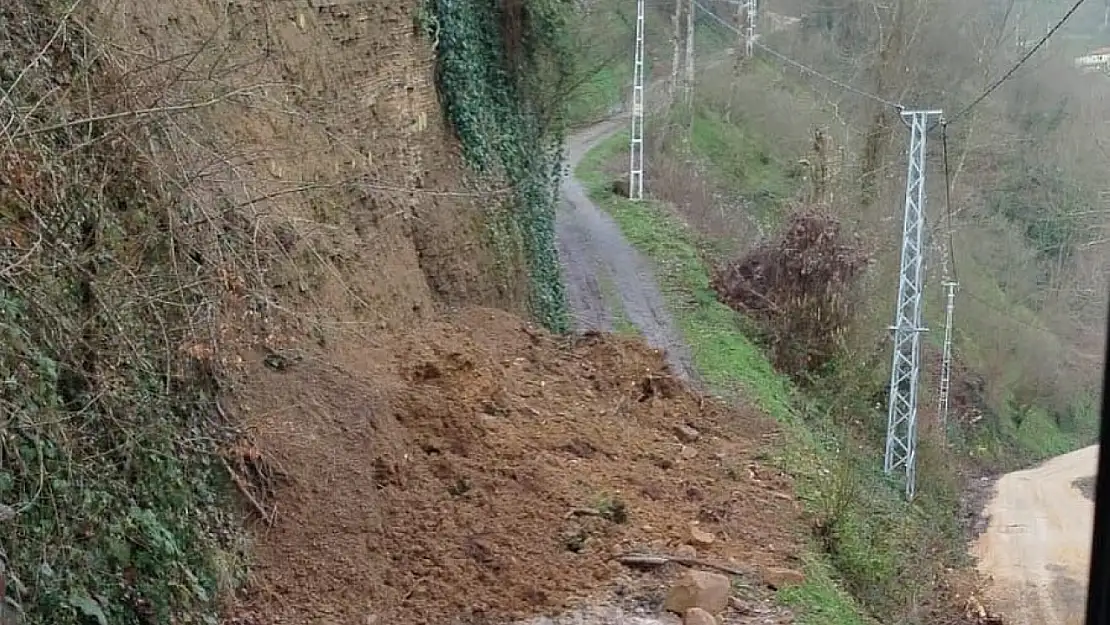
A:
[1073,476,1096,501]
[933,568,1007,625]
[225,308,802,624]
[710,209,869,379]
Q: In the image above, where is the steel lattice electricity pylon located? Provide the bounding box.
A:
[628,0,646,201]
[884,109,942,500]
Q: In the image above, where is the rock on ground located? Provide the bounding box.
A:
[664,570,732,615]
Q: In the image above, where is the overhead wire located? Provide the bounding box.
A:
[957,287,1060,334]
[689,0,903,111]
[686,0,1082,340]
[948,0,1090,125]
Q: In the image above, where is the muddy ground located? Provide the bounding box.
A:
[225,309,803,624]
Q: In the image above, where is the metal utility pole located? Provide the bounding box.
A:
[937,280,958,435]
[745,0,757,58]
[629,0,646,201]
[669,0,683,105]
[884,109,942,501]
[684,0,695,106]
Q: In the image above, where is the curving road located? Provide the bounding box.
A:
[554,73,705,382]
[554,17,802,380]
[973,445,1098,625]
[554,52,741,383]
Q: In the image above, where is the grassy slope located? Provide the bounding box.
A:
[689,106,795,224]
[672,102,1096,470]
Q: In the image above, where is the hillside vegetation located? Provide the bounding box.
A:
[1,0,1105,623]
[0,0,578,621]
[566,0,1106,474]
[565,0,1107,622]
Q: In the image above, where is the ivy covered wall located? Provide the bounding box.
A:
[422,0,573,332]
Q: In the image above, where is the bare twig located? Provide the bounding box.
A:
[0,0,86,140]
[221,456,275,526]
[613,551,752,577]
[10,84,289,139]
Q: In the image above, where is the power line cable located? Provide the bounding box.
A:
[948,0,1090,124]
[690,0,903,111]
[940,123,958,283]
[752,40,904,110]
[958,286,1058,334]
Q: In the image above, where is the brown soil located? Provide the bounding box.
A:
[80,0,526,350]
[225,307,802,624]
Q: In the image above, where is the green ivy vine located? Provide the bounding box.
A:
[422,0,573,333]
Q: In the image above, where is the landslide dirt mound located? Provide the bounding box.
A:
[226,308,802,624]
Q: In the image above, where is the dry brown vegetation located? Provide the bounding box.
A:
[711,209,870,380]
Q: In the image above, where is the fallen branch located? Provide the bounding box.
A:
[565,506,605,519]
[612,551,752,577]
[221,456,275,526]
[10,84,288,139]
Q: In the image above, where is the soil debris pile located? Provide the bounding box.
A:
[227,308,801,624]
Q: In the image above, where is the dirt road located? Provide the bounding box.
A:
[556,112,699,382]
[973,445,1099,625]
[553,54,743,383]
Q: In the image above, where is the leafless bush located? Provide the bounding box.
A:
[711,207,870,379]
[647,144,757,250]
[643,111,759,252]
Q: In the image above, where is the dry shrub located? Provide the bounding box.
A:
[711,208,869,379]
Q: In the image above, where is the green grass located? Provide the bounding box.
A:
[578,130,797,421]
[566,62,631,126]
[778,556,869,625]
[689,107,796,222]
